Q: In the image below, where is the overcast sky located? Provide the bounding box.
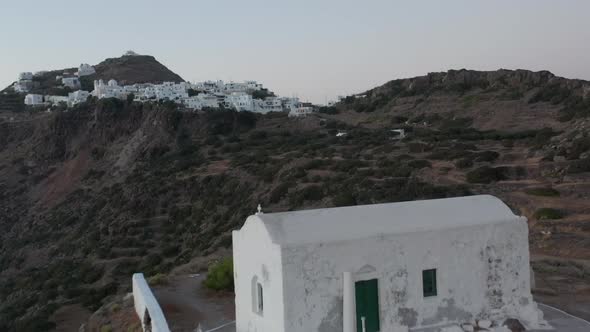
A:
[1,0,589,103]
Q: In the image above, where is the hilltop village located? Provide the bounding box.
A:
[14,54,319,117]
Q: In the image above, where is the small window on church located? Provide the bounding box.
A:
[422,269,437,297]
[256,282,264,314]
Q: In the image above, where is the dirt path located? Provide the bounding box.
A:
[532,255,590,322]
[152,274,235,332]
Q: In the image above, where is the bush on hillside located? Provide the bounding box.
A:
[203,258,234,292]
[568,158,590,174]
[269,182,291,203]
[407,159,432,169]
[147,273,168,286]
[318,106,339,114]
[332,190,356,207]
[567,137,590,160]
[533,208,564,220]
[455,158,474,169]
[474,150,500,162]
[466,166,505,184]
[252,89,275,100]
[529,83,572,105]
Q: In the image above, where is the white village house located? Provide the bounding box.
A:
[24,94,44,106]
[62,76,81,89]
[77,63,95,76]
[232,195,547,332]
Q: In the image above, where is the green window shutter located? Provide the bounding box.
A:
[422,269,437,297]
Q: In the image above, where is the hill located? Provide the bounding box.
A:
[331,68,590,128]
[1,69,590,330]
[0,54,183,113]
[93,54,184,85]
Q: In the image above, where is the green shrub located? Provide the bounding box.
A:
[466,166,505,184]
[147,273,168,286]
[318,106,339,114]
[474,150,500,162]
[332,191,356,207]
[203,258,234,292]
[269,182,291,203]
[567,137,590,160]
[162,244,180,257]
[110,303,121,313]
[288,185,325,207]
[391,115,409,124]
[408,142,432,153]
[144,253,162,267]
[301,185,324,201]
[529,83,571,105]
[252,89,275,100]
[533,208,564,220]
[502,139,514,148]
[524,187,560,197]
[455,158,473,169]
[568,158,590,174]
[407,159,432,169]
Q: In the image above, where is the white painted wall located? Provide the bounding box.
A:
[62,77,80,89]
[233,216,286,332]
[288,106,313,117]
[45,95,69,106]
[68,90,90,106]
[77,63,95,77]
[132,273,171,332]
[24,94,44,105]
[279,220,543,332]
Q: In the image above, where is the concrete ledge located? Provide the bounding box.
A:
[132,273,171,332]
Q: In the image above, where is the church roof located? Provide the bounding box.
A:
[252,195,521,246]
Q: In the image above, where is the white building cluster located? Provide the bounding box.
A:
[19,62,315,116]
[24,90,90,107]
[14,63,96,94]
[88,79,315,116]
[18,63,97,108]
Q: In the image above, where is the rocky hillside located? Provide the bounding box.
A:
[1,69,590,331]
[93,54,184,85]
[332,69,590,128]
[0,54,183,113]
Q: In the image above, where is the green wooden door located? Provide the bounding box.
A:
[355,279,380,332]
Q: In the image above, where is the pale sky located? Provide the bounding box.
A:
[1,0,589,104]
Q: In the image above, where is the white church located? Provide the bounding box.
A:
[232,195,547,332]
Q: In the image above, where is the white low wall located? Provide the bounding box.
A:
[132,273,171,332]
